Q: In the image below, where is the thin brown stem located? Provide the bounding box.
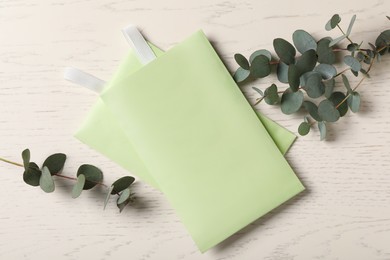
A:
[53,174,108,188]
[0,157,24,167]
[337,24,353,44]
[254,96,264,106]
[335,68,350,78]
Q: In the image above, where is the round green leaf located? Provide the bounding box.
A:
[281,90,304,115]
[341,74,352,93]
[344,55,362,72]
[303,101,322,121]
[347,91,361,113]
[300,71,318,86]
[264,84,279,105]
[71,174,85,198]
[103,185,114,210]
[277,62,289,83]
[42,153,66,175]
[317,38,336,64]
[298,122,311,136]
[117,199,130,213]
[346,15,356,36]
[77,164,103,190]
[22,149,30,171]
[23,162,42,187]
[314,64,337,80]
[295,49,318,74]
[302,73,325,98]
[288,64,301,92]
[234,53,249,70]
[250,55,271,78]
[375,29,390,55]
[328,92,348,117]
[111,176,135,195]
[293,30,317,54]
[252,87,263,96]
[347,43,359,52]
[117,188,131,205]
[39,166,55,193]
[318,99,340,122]
[325,14,341,31]
[233,67,250,83]
[273,38,296,65]
[330,35,347,47]
[318,121,327,141]
[250,49,272,63]
[324,78,335,99]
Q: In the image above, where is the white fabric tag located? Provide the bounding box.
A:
[122,24,156,64]
[64,67,106,93]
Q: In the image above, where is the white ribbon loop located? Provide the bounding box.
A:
[122,24,156,65]
[64,67,106,93]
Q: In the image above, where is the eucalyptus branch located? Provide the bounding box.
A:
[0,149,135,212]
[233,14,390,140]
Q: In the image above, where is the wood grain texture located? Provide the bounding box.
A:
[0,0,390,259]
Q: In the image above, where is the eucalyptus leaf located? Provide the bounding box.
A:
[288,64,301,92]
[318,121,327,141]
[344,55,362,72]
[324,78,335,98]
[264,84,279,105]
[281,90,304,115]
[347,43,359,52]
[71,174,86,198]
[250,49,272,63]
[22,149,30,171]
[314,64,337,80]
[318,99,340,122]
[42,153,66,175]
[117,199,130,213]
[347,91,361,113]
[303,101,322,121]
[317,38,336,64]
[277,62,289,83]
[341,74,352,93]
[23,162,42,187]
[329,34,346,47]
[375,29,390,55]
[77,164,103,190]
[295,49,318,74]
[117,188,131,205]
[329,92,348,117]
[233,67,250,83]
[302,73,325,98]
[250,55,271,78]
[39,166,55,193]
[234,53,250,70]
[252,87,263,96]
[298,122,311,136]
[325,14,341,31]
[111,176,135,195]
[346,15,356,36]
[273,38,296,65]
[104,185,114,210]
[299,71,318,86]
[292,30,317,54]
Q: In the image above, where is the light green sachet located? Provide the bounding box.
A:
[100,30,304,252]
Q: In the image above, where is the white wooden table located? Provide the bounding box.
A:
[1,0,390,259]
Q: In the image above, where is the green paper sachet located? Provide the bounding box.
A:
[100,30,304,252]
[74,42,296,190]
